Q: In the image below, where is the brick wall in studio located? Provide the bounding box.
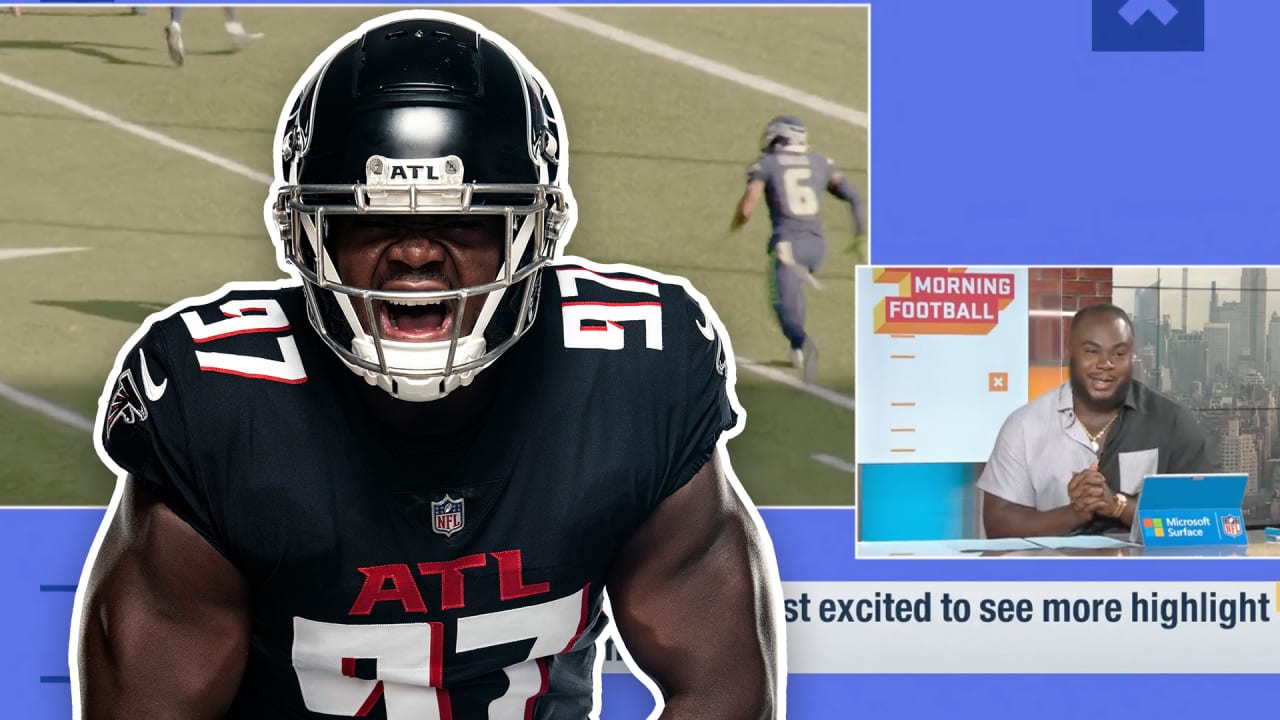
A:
[1028,268,1114,400]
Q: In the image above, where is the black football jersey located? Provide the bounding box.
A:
[98,260,738,719]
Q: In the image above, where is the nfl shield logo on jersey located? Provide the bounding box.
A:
[432,495,465,537]
[1222,514,1242,538]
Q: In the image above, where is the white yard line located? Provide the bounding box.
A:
[0,245,99,432]
[0,247,91,261]
[0,71,272,185]
[523,7,869,128]
[811,452,857,473]
[737,358,855,410]
[0,383,94,433]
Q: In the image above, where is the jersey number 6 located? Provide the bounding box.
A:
[781,167,819,218]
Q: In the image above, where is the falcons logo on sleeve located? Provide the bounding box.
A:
[105,368,149,439]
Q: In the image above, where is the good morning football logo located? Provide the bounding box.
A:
[872,268,1017,335]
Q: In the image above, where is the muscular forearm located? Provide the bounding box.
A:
[639,583,777,720]
[657,688,774,720]
[985,504,1092,538]
[610,458,780,720]
[81,596,246,720]
[77,486,250,720]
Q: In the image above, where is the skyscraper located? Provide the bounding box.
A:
[1267,312,1280,387]
[1219,418,1259,495]
[1181,267,1188,332]
[1205,323,1231,380]
[1242,268,1268,377]
[1134,283,1160,356]
[1219,301,1243,374]
[1170,330,1208,397]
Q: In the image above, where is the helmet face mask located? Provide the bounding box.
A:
[267,11,576,402]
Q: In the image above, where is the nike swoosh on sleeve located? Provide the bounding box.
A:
[138,349,168,402]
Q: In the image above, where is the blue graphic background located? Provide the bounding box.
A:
[9,0,1280,718]
[874,0,1280,264]
[6,509,1277,719]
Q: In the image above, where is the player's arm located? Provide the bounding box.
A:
[607,453,778,719]
[76,475,250,720]
[826,170,866,238]
[977,414,1093,538]
[1090,408,1215,531]
[983,491,1095,538]
[730,179,766,232]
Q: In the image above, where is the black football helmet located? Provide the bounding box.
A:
[267,10,576,401]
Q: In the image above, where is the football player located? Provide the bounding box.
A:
[730,116,866,382]
[72,10,782,720]
[163,7,263,67]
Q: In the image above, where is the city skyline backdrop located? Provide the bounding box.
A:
[1113,267,1280,332]
[1109,267,1280,526]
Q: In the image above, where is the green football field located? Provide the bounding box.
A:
[0,5,866,507]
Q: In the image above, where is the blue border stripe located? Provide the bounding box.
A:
[38,585,77,593]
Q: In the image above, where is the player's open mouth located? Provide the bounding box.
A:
[378,298,455,342]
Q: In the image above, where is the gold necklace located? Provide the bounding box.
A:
[1083,413,1119,452]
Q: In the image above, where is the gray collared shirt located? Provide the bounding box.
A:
[977,381,1212,512]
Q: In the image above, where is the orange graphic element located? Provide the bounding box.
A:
[1029,365,1069,402]
[988,372,1009,392]
[871,267,1016,335]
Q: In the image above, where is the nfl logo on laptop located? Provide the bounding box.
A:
[432,495,465,537]
[1221,514,1242,538]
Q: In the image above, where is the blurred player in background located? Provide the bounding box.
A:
[730,115,865,382]
[164,6,263,67]
[74,9,781,719]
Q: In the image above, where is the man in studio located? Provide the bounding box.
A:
[978,304,1213,538]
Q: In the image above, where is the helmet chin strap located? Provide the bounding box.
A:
[352,337,487,402]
